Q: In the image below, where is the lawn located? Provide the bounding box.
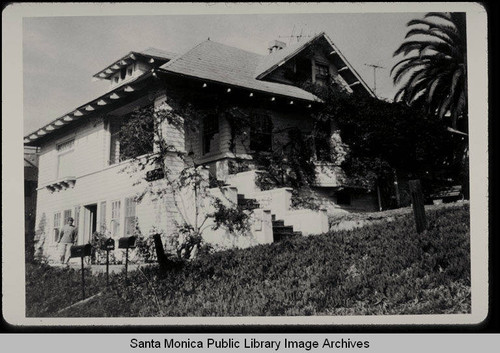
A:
[26,203,470,317]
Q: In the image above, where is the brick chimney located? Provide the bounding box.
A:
[268,40,286,54]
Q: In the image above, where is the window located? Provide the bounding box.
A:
[74,206,80,228]
[124,197,137,236]
[114,76,119,84]
[316,63,329,77]
[250,114,273,152]
[63,209,72,224]
[99,201,107,233]
[127,67,133,76]
[120,67,127,80]
[53,212,61,242]
[109,113,154,165]
[109,120,122,165]
[111,200,121,236]
[202,114,219,154]
[56,139,75,178]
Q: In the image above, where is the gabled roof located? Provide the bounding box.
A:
[93,47,177,80]
[255,32,326,79]
[255,32,375,97]
[25,33,373,145]
[159,40,319,102]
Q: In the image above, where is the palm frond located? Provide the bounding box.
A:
[406,18,461,45]
[405,27,455,47]
[393,40,453,58]
[392,11,467,126]
[392,60,428,86]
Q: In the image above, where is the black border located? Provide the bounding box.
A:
[2,0,498,335]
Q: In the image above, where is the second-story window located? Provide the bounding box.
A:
[109,120,122,165]
[56,139,75,178]
[250,114,273,152]
[109,111,154,165]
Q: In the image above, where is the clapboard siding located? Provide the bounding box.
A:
[35,92,186,261]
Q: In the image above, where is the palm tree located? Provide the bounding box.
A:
[392,12,467,132]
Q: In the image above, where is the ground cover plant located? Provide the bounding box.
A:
[25,262,108,317]
[26,204,470,317]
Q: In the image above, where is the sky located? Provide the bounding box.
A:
[23,9,425,135]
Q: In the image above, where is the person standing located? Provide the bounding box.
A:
[57,217,77,265]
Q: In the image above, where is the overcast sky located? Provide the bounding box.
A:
[23,10,424,134]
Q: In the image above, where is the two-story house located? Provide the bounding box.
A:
[25,32,378,262]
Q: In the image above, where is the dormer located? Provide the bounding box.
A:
[93,48,177,91]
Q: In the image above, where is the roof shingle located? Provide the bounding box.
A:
[160,40,320,102]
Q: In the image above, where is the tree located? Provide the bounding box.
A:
[392,12,467,132]
[306,79,459,208]
[118,102,251,261]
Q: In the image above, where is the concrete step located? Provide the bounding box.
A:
[237,194,260,210]
[272,225,294,234]
[271,213,296,242]
[272,220,284,227]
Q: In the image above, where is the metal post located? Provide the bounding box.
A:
[81,256,85,300]
[125,247,129,284]
[106,250,110,286]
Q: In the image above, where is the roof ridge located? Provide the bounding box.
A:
[160,39,212,70]
[205,39,265,57]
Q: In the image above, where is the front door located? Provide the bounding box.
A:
[83,204,97,244]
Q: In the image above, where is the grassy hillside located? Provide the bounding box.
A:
[26,203,470,317]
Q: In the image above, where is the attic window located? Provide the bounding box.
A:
[120,67,127,80]
[315,63,329,78]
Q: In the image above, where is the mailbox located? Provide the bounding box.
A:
[70,244,92,258]
[100,238,115,251]
[69,243,92,301]
[118,236,136,249]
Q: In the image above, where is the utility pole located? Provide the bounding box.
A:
[364,63,385,97]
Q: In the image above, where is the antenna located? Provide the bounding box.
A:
[364,63,386,96]
[279,26,312,44]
